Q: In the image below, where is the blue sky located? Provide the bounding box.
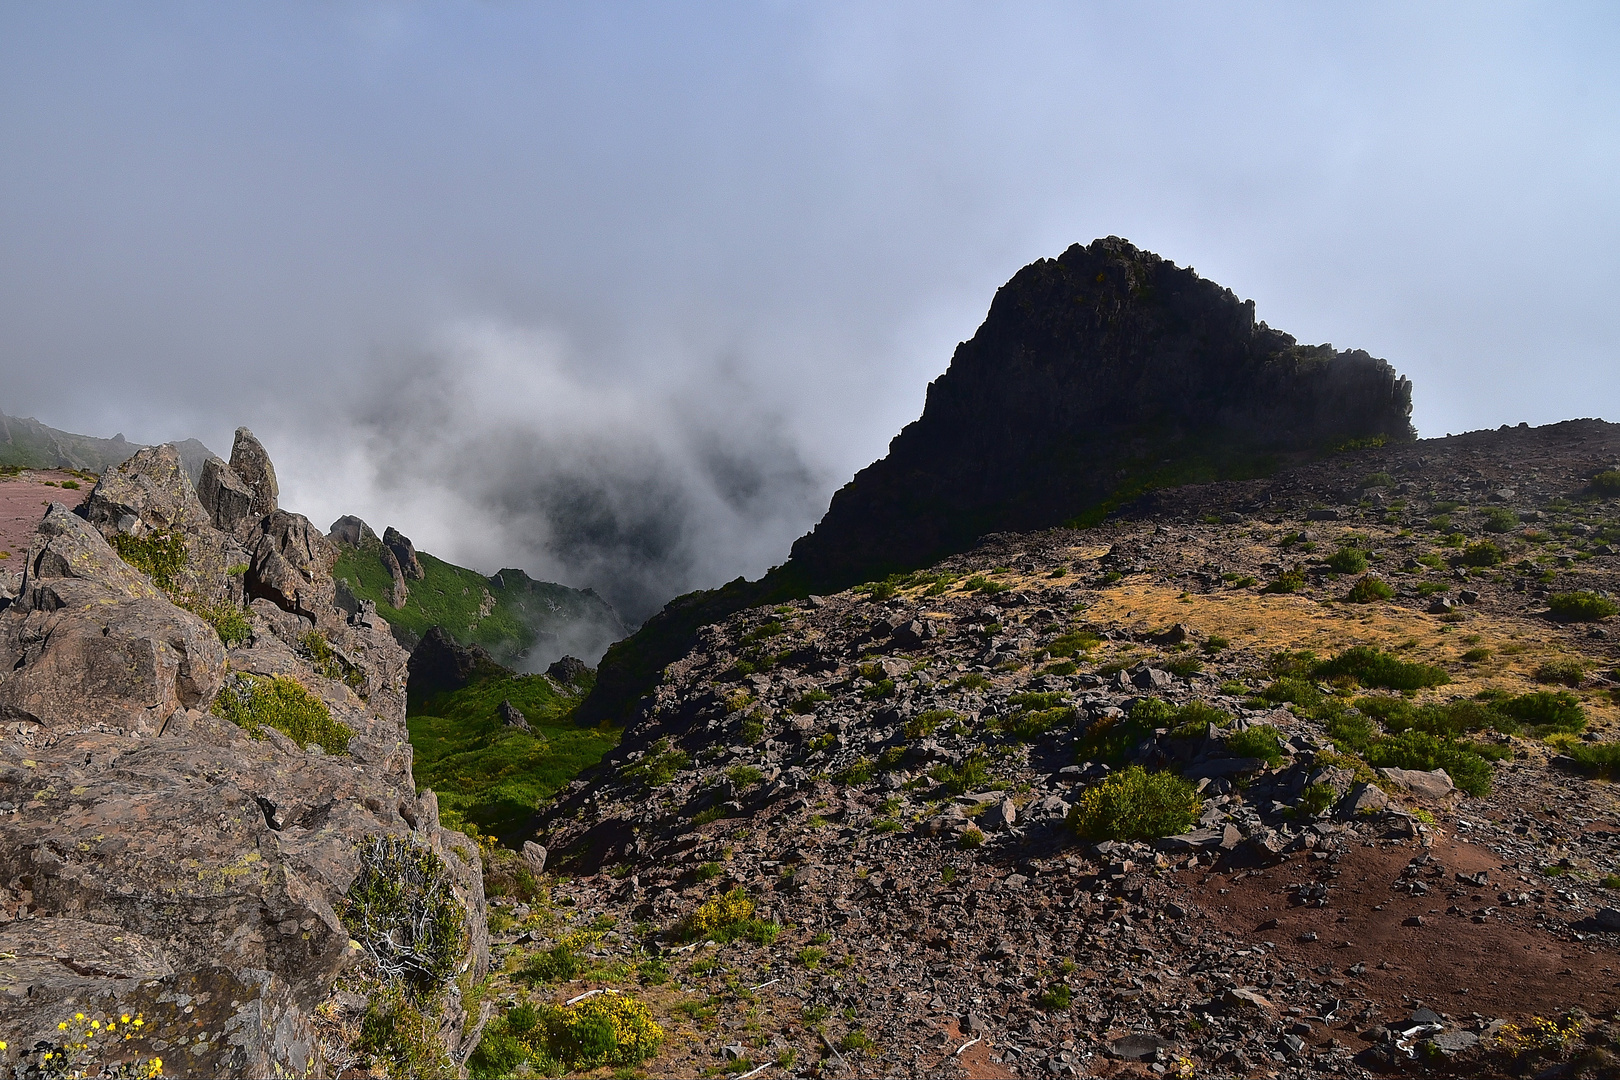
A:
[2,3,1616,616]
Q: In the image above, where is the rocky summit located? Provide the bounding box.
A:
[585,237,1414,729]
[509,419,1620,1079]
[0,429,488,1077]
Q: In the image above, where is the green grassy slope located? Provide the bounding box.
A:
[333,540,624,666]
[409,670,617,845]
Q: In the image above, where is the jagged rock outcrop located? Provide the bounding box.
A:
[228,426,279,520]
[383,525,425,580]
[790,237,1414,587]
[546,655,590,686]
[197,455,255,537]
[407,625,504,699]
[327,513,379,548]
[0,436,488,1078]
[583,238,1416,726]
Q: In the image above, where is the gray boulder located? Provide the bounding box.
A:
[383,525,425,580]
[198,456,257,537]
[229,426,280,520]
[248,510,340,624]
[82,443,212,539]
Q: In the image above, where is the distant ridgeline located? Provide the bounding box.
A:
[0,409,216,482]
[327,514,627,670]
[583,236,1416,724]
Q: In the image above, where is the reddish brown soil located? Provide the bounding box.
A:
[0,472,87,561]
[1185,834,1620,1034]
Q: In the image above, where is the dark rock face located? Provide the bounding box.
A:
[197,456,256,537]
[546,654,591,686]
[789,237,1413,588]
[383,525,425,580]
[407,624,503,699]
[583,238,1414,726]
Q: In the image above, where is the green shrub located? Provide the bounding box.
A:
[1495,690,1587,734]
[1313,646,1450,691]
[1326,546,1369,574]
[790,689,830,713]
[1535,658,1587,687]
[1203,634,1229,653]
[676,888,778,945]
[1461,647,1491,662]
[1168,700,1232,737]
[1324,706,1377,754]
[1565,742,1620,778]
[1361,472,1395,489]
[905,708,956,738]
[1262,568,1306,594]
[212,673,354,754]
[1482,507,1519,533]
[1164,655,1204,677]
[109,530,188,592]
[520,944,581,984]
[739,713,765,743]
[622,738,692,788]
[726,764,764,788]
[1227,724,1285,767]
[1043,660,1078,676]
[1037,983,1073,1010]
[1344,576,1395,604]
[357,983,456,1079]
[195,601,252,647]
[1298,783,1336,816]
[1460,541,1503,567]
[1364,730,1493,796]
[950,673,992,692]
[531,994,665,1070]
[1005,691,1076,742]
[1047,630,1099,658]
[964,575,1009,594]
[1588,469,1620,497]
[932,751,990,795]
[958,826,985,849]
[342,834,468,994]
[1068,766,1200,840]
[863,678,897,700]
[1547,591,1618,621]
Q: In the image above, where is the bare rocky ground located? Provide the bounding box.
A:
[501,420,1620,1079]
[0,469,90,559]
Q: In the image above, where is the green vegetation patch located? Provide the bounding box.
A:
[472,994,664,1077]
[411,671,615,844]
[212,673,353,754]
[1344,576,1395,604]
[342,834,468,994]
[109,530,188,592]
[1068,766,1200,840]
[1311,646,1450,692]
[1547,591,1618,622]
[676,888,780,945]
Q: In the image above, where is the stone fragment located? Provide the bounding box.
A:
[547,655,591,685]
[1595,907,1620,931]
[500,699,530,730]
[327,514,378,547]
[1223,987,1275,1011]
[82,443,212,539]
[1338,781,1391,816]
[198,457,257,537]
[383,526,424,580]
[1378,767,1454,799]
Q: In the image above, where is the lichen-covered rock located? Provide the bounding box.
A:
[228,426,279,521]
[247,510,339,625]
[0,438,487,1078]
[198,455,257,537]
[81,443,212,539]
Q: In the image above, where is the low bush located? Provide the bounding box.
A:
[1588,469,1620,497]
[342,835,468,994]
[1226,724,1285,767]
[1068,766,1200,840]
[1004,691,1076,742]
[194,600,252,647]
[1344,576,1394,604]
[1262,567,1306,593]
[1535,658,1587,687]
[1565,741,1620,778]
[1047,629,1100,658]
[212,672,354,754]
[1312,646,1450,691]
[1298,783,1337,816]
[1364,729,1493,796]
[1482,507,1519,533]
[1547,591,1618,622]
[905,708,956,738]
[676,888,779,944]
[621,738,692,788]
[932,751,990,795]
[1460,540,1504,567]
[789,689,829,714]
[1325,546,1369,574]
[958,826,985,849]
[109,530,188,592]
[358,983,456,1079]
[520,944,581,984]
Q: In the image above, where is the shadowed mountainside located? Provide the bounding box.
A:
[582,238,1415,726]
[0,409,216,483]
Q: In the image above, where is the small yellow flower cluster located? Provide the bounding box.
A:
[10,1010,161,1078]
[1496,1014,1583,1056]
[681,887,755,939]
[548,994,664,1065]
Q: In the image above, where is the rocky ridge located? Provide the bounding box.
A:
[504,419,1620,1079]
[0,429,489,1077]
